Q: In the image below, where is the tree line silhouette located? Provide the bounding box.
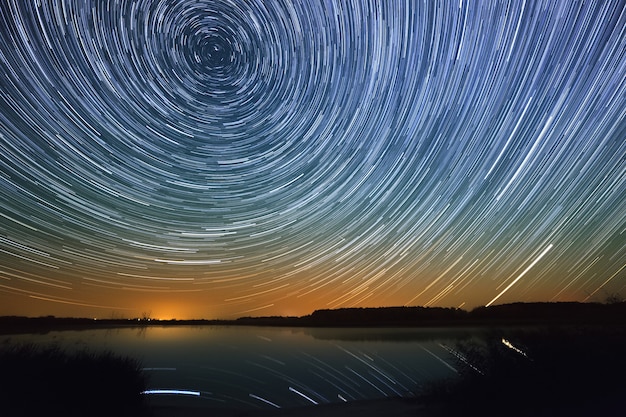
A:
[2,301,625,334]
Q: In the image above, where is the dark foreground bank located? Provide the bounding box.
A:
[0,344,149,417]
[148,394,625,417]
[149,397,426,417]
[420,324,626,416]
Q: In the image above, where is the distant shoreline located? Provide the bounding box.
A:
[2,301,625,335]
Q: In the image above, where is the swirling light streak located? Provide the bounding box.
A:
[0,1,624,318]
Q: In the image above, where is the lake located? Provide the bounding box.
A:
[2,326,482,410]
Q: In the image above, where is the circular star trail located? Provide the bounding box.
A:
[0,0,625,319]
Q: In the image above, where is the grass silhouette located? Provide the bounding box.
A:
[0,343,149,417]
[422,325,626,416]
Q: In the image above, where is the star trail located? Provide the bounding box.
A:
[0,0,624,319]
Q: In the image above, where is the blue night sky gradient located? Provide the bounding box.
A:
[0,0,624,319]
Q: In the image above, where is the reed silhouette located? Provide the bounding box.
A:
[422,325,626,416]
[0,343,149,417]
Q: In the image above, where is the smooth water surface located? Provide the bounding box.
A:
[3,326,479,410]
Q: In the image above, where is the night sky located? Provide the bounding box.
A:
[1,1,624,320]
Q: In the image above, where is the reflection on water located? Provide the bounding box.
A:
[303,326,485,342]
[3,326,474,410]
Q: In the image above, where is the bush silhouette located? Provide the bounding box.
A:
[424,326,626,416]
[0,344,149,417]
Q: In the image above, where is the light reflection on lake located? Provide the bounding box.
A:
[2,326,481,410]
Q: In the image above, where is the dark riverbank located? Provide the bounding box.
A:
[419,323,626,416]
[0,344,149,417]
[148,397,428,417]
[148,395,626,417]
